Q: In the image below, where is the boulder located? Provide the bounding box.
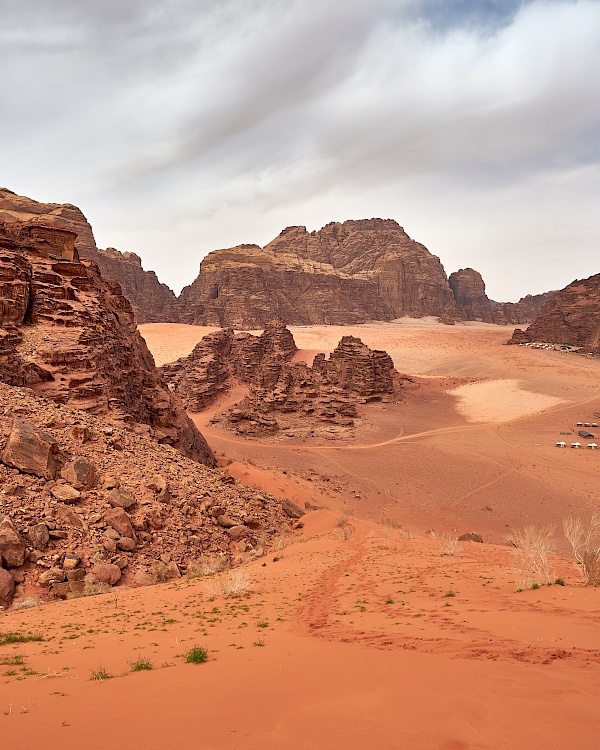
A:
[28,523,49,551]
[39,567,66,586]
[0,567,15,607]
[108,488,136,510]
[458,532,483,543]
[0,518,26,567]
[1,419,58,479]
[90,562,121,586]
[225,525,248,541]
[281,498,305,519]
[104,507,135,539]
[60,458,96,489]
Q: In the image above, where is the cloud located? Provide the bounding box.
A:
[0,0,598,300]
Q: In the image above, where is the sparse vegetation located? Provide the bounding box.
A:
[439,532,462,556]
[90,665,113,681]
[184,646,208,664]
[187,555,229,578]
[207,570,252,598]
[563,515,600,586]
[510,524,555,587]
[11,597,43,610]
[130,656,153,672]
[443,590,456,598]
[0,632,44,646]
[0,655,25,666]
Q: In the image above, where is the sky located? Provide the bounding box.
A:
[1,0,599,301]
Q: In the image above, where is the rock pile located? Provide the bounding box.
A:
[0,383,300,607]
[163,323,406,437]
[0,218,213,464]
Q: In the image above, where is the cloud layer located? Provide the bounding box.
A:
[1,0,599,300]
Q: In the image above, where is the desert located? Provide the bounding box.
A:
[2,316,600,749]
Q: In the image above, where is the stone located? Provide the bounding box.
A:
[0,518,26,567]
[117,537,136,551]
[39,567,66,586]
[55,505,84,530]
[281,498,305,519]
[103,538,117,553]
[107,488,136,510]
[28,523,49,551]
[225,525,247,541]
[62,553,79,570]
[51,484,82,503]
[164,561,181,580]
[50,581,71,599]
[68,425,91,443]
[66,568,86,582]
[1,419,58,479]
[458,532,483,543]
[60,458,96,489]
[0,567,15,607]
[90,562,121,585]
[217,515,237,528]
[104,507,135,539]
[144,475,170,503]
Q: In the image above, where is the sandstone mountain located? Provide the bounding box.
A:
[162,320,406,438]
[178,220,458,327]
[509,273,600,351]
[449,268,553,325]
[0,381,298,606]
[0,218,213,464]
[0,188,178,323]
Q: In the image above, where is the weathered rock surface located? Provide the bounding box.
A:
[449,268,553,325]
[0,566,15,607]
[2,419,58,479]
[163,322,407,437]
[0,381,298,600]
[178,220,459,327]
[0,216,213,464]
[0,188,178,324]
[509,273,600,351]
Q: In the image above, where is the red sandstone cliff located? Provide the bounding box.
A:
[509,273,600,351]
[0,189,178,323]
[0,219,214,464]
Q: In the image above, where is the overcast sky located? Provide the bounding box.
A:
[1,0,599,300]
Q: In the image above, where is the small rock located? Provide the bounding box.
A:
[108,488,136,510]
[62,554,79,571]
[117,537,136,552]
[144,475,171,503]
[164,561,180,580]
[104,508,135,539]
[60,458,96,490]
[226,525,248,541]
[66,568,86,582]
[68,425,91,443]
[50,581,71,599]
[217,515,237,528]
[281,497,305,519]
[0,518,27,568]
[103,539,117,553]
[0,568,15,607]
[39,567,66,586]
[28,523,50,551]
[51,484,81,503]
[458,532,483,543]
[90,562,121,585]
[55,505,84,530]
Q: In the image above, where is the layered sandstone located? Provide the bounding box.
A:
[162,322,405,437]
[178,220,458,327]
[0,219,213,464]
[509,273,600,351]
[0,188,178,323]
[449,268,553,324]
[0,382,298,604]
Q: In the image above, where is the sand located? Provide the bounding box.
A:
[2,320,599,749]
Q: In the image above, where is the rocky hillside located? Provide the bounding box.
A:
[0,218,213,464]
[509,273,600,351]
[0,382,300,607]
[162,320,407,438]
[449,268,553,324]
[0,188,178,323]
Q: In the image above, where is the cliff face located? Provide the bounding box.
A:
[449,268,553,325]
[0,218,214,464]
[178,220,458,327]
[0,189,178,323]
[509,273,600,351]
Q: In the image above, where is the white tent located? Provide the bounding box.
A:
[588,443,598,450]
[556,441,567,448]
[571,442,582,448]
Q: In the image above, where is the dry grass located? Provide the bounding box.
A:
[439,532,462,557]
[563,515,600,586]
[186,554,229,578]
[207,570,252,598]
[11,597,43,610]
[510,524,555,587]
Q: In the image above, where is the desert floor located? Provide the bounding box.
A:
[2,319,599,749]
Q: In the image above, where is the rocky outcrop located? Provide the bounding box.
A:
[0,218,213,464]
[163,323,406,437]
[0,188,178,323]
[0,382,298,603]
[449,268,553,324]
[178,220,458,327]
[509,273,600,351]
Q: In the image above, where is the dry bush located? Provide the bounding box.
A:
[336,509,354,528]
[563,515,600,586]
[338,524,355,540]
[439,532,462,557]
[11,597,43,610]
[186,555,229,578]
[206,570,251,598]
[150,561,169,583]
[510,524,555,587]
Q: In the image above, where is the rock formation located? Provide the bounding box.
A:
[162,322,406,437]
[509,273,600,351]
[449,268,553,325]
[0,188,178,323]
[0,218,213,464]
[178,220,458,327]
[0,382,299,606]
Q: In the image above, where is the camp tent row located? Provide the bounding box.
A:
[557,441,598,449]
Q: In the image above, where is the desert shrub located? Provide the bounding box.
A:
[563,515,600,586]
[337,509,353,528]
[90,665,113,681]
[83,576,112,597]
[510,524,555,587]
[186,555,229,578]
[0,631,44,646]
[0,655,25,666]
[150,561,169,583]
[130,656,153,672]
[439,533,462,557]
[338,525,355,540]
[206,570,251,598]
[11,597,43,610]
[184,646,208,664]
